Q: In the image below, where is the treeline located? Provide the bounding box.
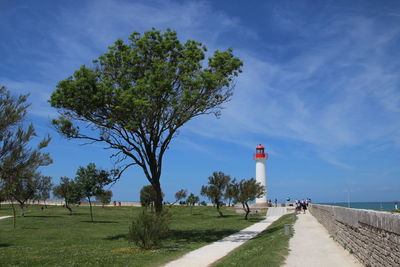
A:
[0,86,114,227]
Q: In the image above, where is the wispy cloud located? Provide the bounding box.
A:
[184,11,400,166]
[2,0,400,169]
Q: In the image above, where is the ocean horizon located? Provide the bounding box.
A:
[320,201,399,211]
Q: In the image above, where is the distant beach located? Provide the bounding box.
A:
[321,202,398,211]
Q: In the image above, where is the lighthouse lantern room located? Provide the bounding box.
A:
[254,144,268,204]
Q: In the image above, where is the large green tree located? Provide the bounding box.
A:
[74,163,114,222]
[201,171,231,217]
[49,28,243,213]
[0,86,52,227]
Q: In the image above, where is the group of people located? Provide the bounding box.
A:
[267,198,278,207]
[295,198,311,214]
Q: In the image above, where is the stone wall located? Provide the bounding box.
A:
[309,204,400,267]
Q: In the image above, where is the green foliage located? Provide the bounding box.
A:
[186,193,200,214]
[35,176,53,204]
[74,163,114,221]
[201,171,231,216]
[232,178,265,220]
[140,185,157,208]
[0,86,52,226]
[5,175,53,216]
[0,85,29,137]
[186,193,199,206]
[53,177,82,215]
[127,210,171,249]
[224,179,238,206]
[49,28,243,214]
[95,190,113,207]
[174,189,187,203]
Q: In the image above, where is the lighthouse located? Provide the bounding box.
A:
[254,144,268,204]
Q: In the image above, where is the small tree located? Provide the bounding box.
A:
[171,189,187,206]
[36,176,53,208]
[50,29,243,214]
[233,178,265,220]
[10,174,38,217]
[53,177,81,215]
[74,163,114,222]
[225,179,237,207]
[128,210,171,249]
[140,185,157,210]
[0,86,52,227]
[95,190,113,207]
[200,171,231,217]
[186,193,200,214]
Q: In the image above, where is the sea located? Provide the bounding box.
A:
[320,202,399,211]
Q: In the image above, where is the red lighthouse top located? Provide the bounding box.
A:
[254,144,268,159]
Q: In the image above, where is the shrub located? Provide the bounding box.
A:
[127,210,171,249]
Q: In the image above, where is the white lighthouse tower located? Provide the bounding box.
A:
[254,144,268,204]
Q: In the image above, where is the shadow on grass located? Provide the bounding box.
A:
[80,220,119,223]
[0,243,11,247]
[166,229,237,246]
[24,215,63,218]
[104,234,127,240]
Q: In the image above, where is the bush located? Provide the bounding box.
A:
[127,210,171,249]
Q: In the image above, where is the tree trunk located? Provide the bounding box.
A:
[11,202,16,228]
[19,202,25,217]
[244,202,250,220]
[88,197,93,222]
[153,182,163,214]
[66,204,72,215]
[216,201,224,217]
[65,200,72,215]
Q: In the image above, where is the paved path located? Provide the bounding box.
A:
[0,216,12,220]
[163,207,287,267]
[284,212,362,267]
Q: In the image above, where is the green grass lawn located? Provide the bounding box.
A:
[0,204,263,266]
[212,213,296,267]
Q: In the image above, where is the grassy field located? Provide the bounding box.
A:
[0,204,263,266]
[213,213,296,267]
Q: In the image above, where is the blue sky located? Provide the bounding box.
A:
[1,0,400,203]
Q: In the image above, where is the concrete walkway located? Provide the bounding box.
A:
[0,216,12,220]
[163,207,287,267]
[284,212,362,267]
